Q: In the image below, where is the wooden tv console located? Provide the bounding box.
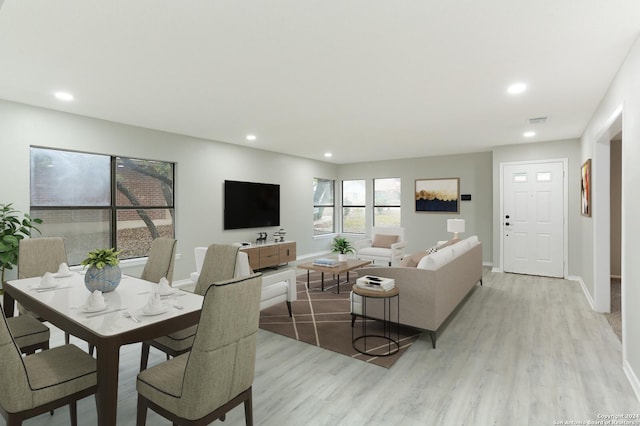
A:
[240,241,296,271]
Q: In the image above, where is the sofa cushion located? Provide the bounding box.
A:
[371,234,399,248]
[418,245,455,270]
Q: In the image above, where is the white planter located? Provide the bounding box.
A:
[338,253,347,262]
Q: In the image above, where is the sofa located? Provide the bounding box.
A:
[191,246,297,316]
[351,236,483,348]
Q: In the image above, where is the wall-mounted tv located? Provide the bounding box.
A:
[224,180,280,230]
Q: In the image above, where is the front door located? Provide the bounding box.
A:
[502,161,565,277]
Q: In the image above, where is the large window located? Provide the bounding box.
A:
[374,177,401,227]
[342,180,365,234]
[30,147,175,265]
[313,178,334,235]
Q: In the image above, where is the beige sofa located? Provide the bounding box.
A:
[351,236,483,348]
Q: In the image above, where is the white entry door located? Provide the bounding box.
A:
[503,161,565,277]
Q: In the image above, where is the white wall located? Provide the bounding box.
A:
[580,35,640,399]
[0,99,337,282]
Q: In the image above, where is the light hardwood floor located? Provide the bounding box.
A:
[7,270,640,425]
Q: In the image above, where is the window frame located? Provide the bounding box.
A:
[313,178,335,236]
[373,177,402,227]
[341,179,366,234]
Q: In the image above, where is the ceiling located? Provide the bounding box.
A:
[1,1,639,164]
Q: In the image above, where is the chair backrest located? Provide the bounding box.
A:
[193,244,240,295]
[178,273,262,420]
[0,310,35,413]
[371,227,405,243]
[141,238,177,284]
[18,237,68,279]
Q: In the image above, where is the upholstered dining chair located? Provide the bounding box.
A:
[16,237,70,346]
[140,237,177,284]
[136,272,262,426]
[139,244,240,371]
[0,308,98,426]
[5,316,50,355]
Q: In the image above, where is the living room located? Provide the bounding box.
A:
[2,1,640,424]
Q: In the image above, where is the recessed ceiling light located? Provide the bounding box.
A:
[523,131,536,138]
[246,134,257,141]
[54,91,74,101]
[324,152,332,158]
[507,83,527,95]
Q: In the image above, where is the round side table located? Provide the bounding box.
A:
[351,284,400,356]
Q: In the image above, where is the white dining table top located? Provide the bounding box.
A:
[7,272,203,337]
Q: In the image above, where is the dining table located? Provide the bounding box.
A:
[3,272,203,426]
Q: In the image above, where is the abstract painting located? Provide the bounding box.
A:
[415,178,460,213]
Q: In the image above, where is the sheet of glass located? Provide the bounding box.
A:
[116,158,174,207]
[117,208,174,259]
[30,148,110,206]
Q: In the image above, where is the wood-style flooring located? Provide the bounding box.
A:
[6,270,639,425]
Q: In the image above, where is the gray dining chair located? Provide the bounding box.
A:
[15,237,69,346]
[136,272,262,425]
[140,237,177,284]
[139,243,239,371]
[0,308,98,426]
[5,315,50,355]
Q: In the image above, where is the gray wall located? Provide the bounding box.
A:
[0,99,338,282]
[339,152,493,263]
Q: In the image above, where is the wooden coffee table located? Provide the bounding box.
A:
[297,259,371,293]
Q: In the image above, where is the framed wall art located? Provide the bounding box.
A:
[581,159,591,217]
[415,178,460,213]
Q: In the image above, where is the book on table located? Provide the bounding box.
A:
[356,275,395,291]
[312,258,339,267]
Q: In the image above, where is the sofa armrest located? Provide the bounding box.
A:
[262,268,297,303]
[389,241,407,266]
[354,239,373,251]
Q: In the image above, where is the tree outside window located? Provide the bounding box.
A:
[342,180,365,234]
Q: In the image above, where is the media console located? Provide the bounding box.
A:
[240,241,296,271]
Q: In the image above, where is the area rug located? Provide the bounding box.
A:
[259,271,421,368]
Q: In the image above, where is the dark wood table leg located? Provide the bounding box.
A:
[321,272,325,291]
[95,340,121,426]
[2,290,15,317]
[306,270,310,289]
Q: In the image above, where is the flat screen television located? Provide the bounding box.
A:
[224,180,280,230]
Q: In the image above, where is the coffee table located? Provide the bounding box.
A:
[297,258,371,293]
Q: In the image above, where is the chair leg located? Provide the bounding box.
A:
[69,401,77,426]
[136,397,148,426]
[140,342,150,371]
[88,344,95,356]
[65,332,70,345]
[286,301,292,317]
[244,389,253,426]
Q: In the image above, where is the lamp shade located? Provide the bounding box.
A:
[447,219,465,237]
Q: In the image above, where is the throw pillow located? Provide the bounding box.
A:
[371,234,399,248]
[401,250,430,267]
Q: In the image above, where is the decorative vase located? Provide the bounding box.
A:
[84,264,122,292]
[338,253,347,262]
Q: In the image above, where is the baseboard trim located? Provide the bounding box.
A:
[568,275,596,311]
[624,359,640,404]
[491,267,503,273]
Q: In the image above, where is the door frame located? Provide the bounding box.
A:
[499,158,569,278]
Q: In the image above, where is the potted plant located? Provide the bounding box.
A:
[0,203,42,293]
[331,236,354,262]
[82,247,123,292]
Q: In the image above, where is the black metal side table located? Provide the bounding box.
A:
[351,284,400,356]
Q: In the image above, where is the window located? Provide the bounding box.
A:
[30,147,175,265]
[374,177,401,227]
[313,178,334,235]
[342,180,365,234]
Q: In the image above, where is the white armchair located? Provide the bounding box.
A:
[354,227,406,266]
[191,246,297,316]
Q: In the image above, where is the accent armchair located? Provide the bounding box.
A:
[354,227,407,266]
[192,245,297,316]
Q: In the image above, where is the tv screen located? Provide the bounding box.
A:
[224,180,280,230]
